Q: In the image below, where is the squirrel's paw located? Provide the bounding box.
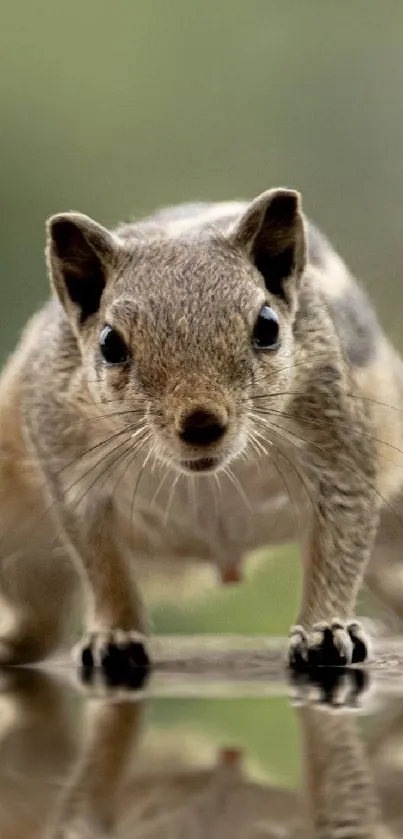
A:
[288,620,369,670]
[73,630,150,688]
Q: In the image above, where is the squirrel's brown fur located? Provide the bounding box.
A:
[1,188,403,669]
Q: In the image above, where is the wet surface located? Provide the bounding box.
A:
[2,639,403,838]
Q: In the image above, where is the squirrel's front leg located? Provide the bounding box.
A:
[56,498,150,677]
[288,446,379,669]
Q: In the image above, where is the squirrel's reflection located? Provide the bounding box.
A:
[0,668,400,838]
[293,670,382,839]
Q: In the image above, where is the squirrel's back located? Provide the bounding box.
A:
[117,198,385,372]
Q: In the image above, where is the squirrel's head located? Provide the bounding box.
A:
[46,188,306,475]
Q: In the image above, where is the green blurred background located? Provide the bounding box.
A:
[1,1,403,637]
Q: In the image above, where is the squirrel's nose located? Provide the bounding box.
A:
[179,408,227,447]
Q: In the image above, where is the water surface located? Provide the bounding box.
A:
[1,656,402,838]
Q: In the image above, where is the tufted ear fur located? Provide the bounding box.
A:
[231,188,306,303]
[46,212,119,328]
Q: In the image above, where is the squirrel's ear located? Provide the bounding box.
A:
[231,188,306,302]
[46,212,118,325]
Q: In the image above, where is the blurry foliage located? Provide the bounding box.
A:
[2,1,403,359]
[149,696,301,786]
[153,545,301,635]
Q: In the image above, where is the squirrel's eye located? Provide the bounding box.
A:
[99,325,130,365]
[252,305,280,351]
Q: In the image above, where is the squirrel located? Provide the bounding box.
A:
[1,186,403,673]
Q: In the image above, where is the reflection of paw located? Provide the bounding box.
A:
[288,620,369,670]
[289,666,370,709]
[73,630,150,689]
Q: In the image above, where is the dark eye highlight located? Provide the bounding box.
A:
[252,305,280,351]
[99,325,131,365]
